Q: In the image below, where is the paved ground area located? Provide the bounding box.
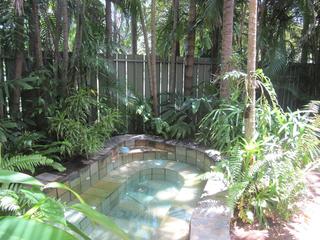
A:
[231,171,320,240]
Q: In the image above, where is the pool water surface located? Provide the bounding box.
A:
[89,174,183,239]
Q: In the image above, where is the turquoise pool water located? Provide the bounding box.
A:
[89,175,183,239]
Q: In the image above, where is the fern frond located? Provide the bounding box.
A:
[0,190,20,213]
[1,155,65,173]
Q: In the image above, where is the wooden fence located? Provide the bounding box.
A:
[273,63,320,110]
[109,54,212,99]
[1,54,320,120]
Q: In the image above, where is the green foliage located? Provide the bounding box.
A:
[0,170,128,239]
[128,93,214,140]
[197,71,246,149]
[198,103,244,150]
[0,119,17,143]
[49,89,121,158]
[0,140,65,174]
[0,217,77,240]
[210,70,320,226]
[0,154,65,173]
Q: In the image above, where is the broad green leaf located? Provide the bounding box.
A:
[66,221,91,240]
[71,203,129,240]
[43,182,85,204]
[192,99,201,114]
[0,216,77,240]
[0,170,44,186]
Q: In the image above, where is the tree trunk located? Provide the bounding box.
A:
[220,0,234,99]
[150,0,159,116]
[31,0,43,68]
[0,44,3,118]
[184,0,196,97]
[169,0,179,95]
[61,0,69,96]
[22,0,43,124]
[139,4,151,77]
[301,16,310,63]
[113,7,117,44]
[105,0,112,58]
[139,2,158,116]
[211,27,221,76]
[10,15,24,120]
[131,14,137,55]
[71,0,83,88]
[176,0,180,57]
[53,0,62,80]
[244,0,258,141]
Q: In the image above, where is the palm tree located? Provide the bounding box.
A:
[10,4,24,120]
[131,13,137,55]
[53,0,62,81]
[169,0,179,94]
[61,0,69,96]
[105,0,112,57]
[150,0,159,116]
[244,0,258,141]
[139,1,158,116]
[220,0,234,100]
[184,0,196,97]
[31,0,43,69]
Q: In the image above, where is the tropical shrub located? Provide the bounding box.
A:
[203,70,320,226]
[0,169,128,240]
[128,93,214,140]
[49,89,121,158]
[197,71,246,149]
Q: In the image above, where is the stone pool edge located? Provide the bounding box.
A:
[36,134,231,240]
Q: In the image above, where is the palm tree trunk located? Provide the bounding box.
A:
[10,15,24,120]
[139,4,151,78]
[113,8,117,44]
[105,0,112,58]
[245,0,258,141]
[71,0,83,88]
[139,2,158,116]
[220,0,234,99]
[150,0,159,116]
[131,14,137,55]
[22,0,43,124]
[169,0,179,95]
[61,0,69,96]
[184,0,196,97]
[211,27,221,76]
[53,0,62,80]
[31,0,43,68]
[301,16,310,63]
[0,43,4,118]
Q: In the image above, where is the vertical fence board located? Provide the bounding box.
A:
[127,55,135,95]
[117,54,127,129]
[135,55,144,97]
[193,60,199,98]
[161,59,169,107]
[145,56,150,99]
[176,57,184,96]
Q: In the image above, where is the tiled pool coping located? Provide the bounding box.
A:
[36,134,231,240]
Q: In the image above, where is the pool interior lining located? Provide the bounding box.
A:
[37,135,230,240]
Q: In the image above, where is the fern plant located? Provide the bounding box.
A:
[211,70,320,226]
[0,144,65,174]
[49,88,121,158]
